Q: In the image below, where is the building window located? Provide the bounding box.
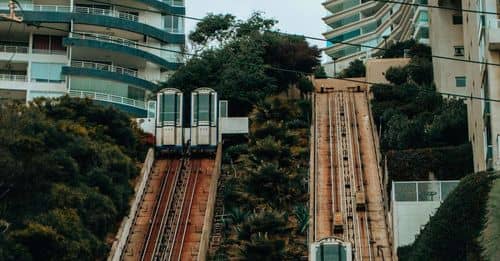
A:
[31,63,65,83]
[452,15,463,24]
[33,35,66,54]
[455,76,466,87]
[454,46,464,56]
[163,15,184,34]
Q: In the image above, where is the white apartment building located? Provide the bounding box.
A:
[322,0,429,75]
[429,0,500,171]
[0,0,185,118]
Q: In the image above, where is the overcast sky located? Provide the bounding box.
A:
[185,0,326,49]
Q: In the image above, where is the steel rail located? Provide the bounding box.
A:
[174,162,201,260]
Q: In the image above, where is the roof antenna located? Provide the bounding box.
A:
[0,0,23,23]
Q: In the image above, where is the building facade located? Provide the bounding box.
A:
[0,0,185,118]
[429,0,500,171]
[322,0,429,76]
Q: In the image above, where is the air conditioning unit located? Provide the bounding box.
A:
[454,47,464,56]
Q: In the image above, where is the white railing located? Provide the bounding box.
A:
[0,74,27,82]
[74,6,139,22]
[1,4,72,12]
[71,60,138,78]
[0,44,28,54]
[72,32,139,49]
[69,90,146,109]
[164,0,185,7]
[0,4,140,22]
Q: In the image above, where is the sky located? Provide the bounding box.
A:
[185,0,326,49]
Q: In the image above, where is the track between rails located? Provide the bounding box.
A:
[313,89,392,261]
[122,156,215,261]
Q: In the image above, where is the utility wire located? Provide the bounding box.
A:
[1,16,499,103]
[3,0,499,66]
[77,0,500,67]
[371,0,500,16]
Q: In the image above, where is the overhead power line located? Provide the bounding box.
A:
[78,0,500,67]
[3,0,500,66]
[8,19,499,104]
[371,0,500,16]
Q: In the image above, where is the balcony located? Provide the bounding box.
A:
[488,19,500,50]
[0,4,185,44]
[0,44,28,54]
[71,60,138,77]
[66,33,181,69]
[72,32,139,49]
[68,90,146,110]
[63,60,158,90]
[74,6,138,22]
[0,74,27,82]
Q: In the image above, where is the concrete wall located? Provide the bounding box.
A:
[365,57,410,84]
[198,143,222,261]
[393,201,441,248]
[428,0,467,97]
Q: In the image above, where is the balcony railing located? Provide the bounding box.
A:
[163,0,185,7]
[69,90,146,109]
[74,6,139,22]
[0,44,28,54]
[0,4,139,22]
[0,4,71,12]
[72,32,139,49]
[71,60,138,78]
[0,74,27,82]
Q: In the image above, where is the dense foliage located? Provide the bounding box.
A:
[338,59,366,78]
[400,172,498,261]
[386,144,473,181]
[166,13,320,117]
[215,97,311,260]
[371,83,468,151]
[480,178,500,260]
[0,97,147,260]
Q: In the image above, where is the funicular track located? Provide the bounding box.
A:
[314,90,377,260]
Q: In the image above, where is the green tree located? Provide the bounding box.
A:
[481,178,500,260]
[339,59,366,78]
[385,66,408,85]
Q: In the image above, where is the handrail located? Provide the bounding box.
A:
[74,6,139,22]
[0,74,27,82]
[1,4,72,12]
[70,60,138,78]
[0,44,28,53]
[72,32,139,49]
[164,0,185,7]
[68,90,146,109]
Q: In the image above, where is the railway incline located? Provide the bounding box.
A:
[119,149,221,261]
[311,82,392,261]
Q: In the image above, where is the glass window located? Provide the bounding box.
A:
[394,182,417,201]
[418,182,440,201]
[452,15,463,24]
[455,76,466,87]
[128,86,145,100]
[454,46,465,56]
[33,35,66,54]
[163,15,184,34]
[198,93,210,122]
[419,11,428,22]
[161,93,176,122]
[31,63,65,82]
[441,182,459,200]
[219,100,228,118]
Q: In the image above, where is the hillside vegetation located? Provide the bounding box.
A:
[0,97,147,260]
[370,40,472,182]
[400,172,498,261]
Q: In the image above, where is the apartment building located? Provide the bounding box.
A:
[321,0,429,76]
[0,0,185,117]
[429,0,500,171]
